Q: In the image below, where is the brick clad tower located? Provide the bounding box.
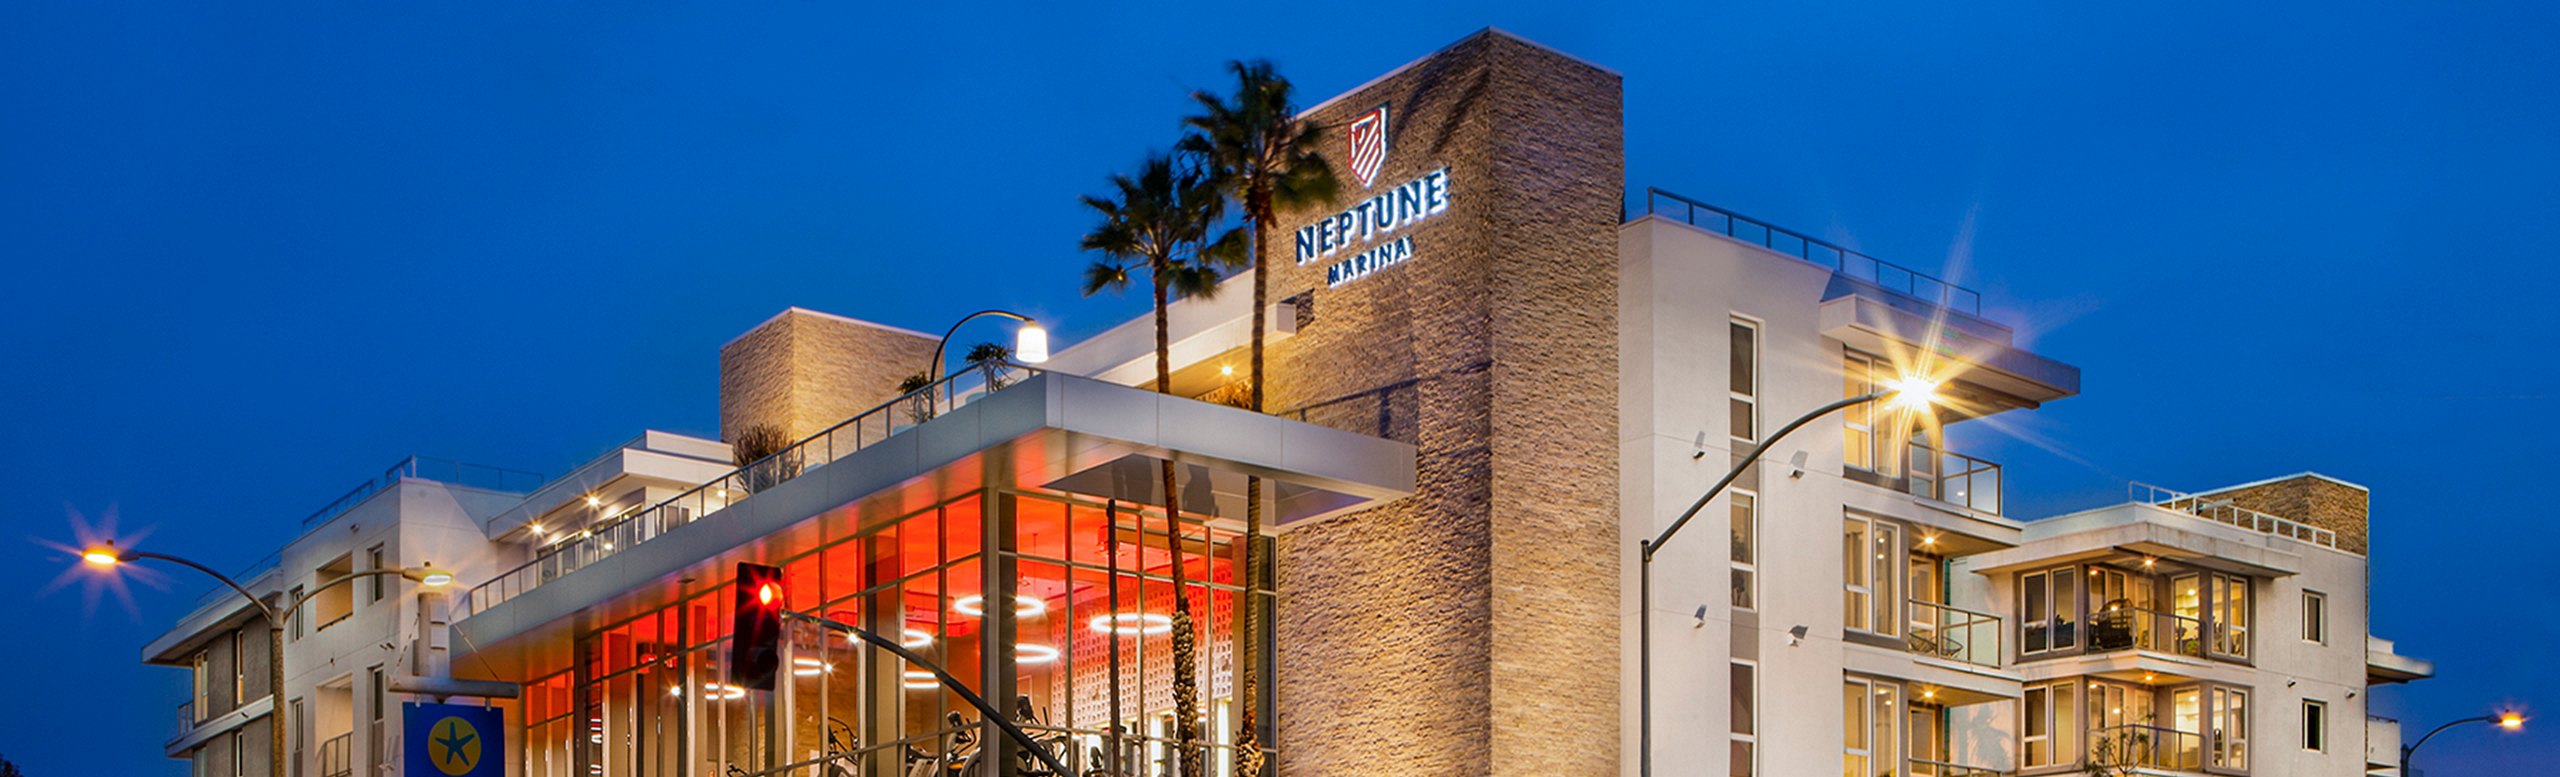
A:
[720,307,940,444]
[1266,30,1624,776]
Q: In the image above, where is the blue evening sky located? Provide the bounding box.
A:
[4,2,2553,774]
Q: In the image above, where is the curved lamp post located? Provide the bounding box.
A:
[926,309,1049,384]
[82,541,453,777]
[2402,709,2524,776]
[1637,376,1938,777]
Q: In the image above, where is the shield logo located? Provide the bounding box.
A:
[1344,104,1389,188]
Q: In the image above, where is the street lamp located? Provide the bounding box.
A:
[79,541,453,777]
[1636,376,1938,777]
[925,309,1049,384]
[2402,709,2526,775]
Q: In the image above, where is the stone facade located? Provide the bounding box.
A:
[2202,473,2371,555]
[1265,31,1625,777]
[719,308,940,444]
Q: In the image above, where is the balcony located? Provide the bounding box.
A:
[1907,599,2002,669]
[174,701,194,738]
[464,364,1051,616]
[2134,482,2338,549]
[1635,188,1985,315]
[1909,759,2011,777]
[2084,605,2208,659]
[319,732,352,777]
[2091,724,2203,772]
[1850,442,2005,516]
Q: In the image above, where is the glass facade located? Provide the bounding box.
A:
[520,489,1268,777]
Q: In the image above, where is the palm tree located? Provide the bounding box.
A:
[963,341,1016,391]
[1080,150,1243,777]
[1180,60,1341,775]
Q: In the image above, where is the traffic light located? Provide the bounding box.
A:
[730,562,785,691]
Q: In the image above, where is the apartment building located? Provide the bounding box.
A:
[145,437,733,777]
[137,28,2435,777]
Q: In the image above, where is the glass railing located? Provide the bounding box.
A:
[303,456,544,527]
[1908,758,2011,777]
[1906,599,2002,668]
[460,363,1044,617]
[2083,605,2207,658]
[174,701,194,738]
[1906,443,2002,515]
[1635,188,1985,316]
[2090,724,2202,772]
[319,732,352,777]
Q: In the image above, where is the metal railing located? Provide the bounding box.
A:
[304,456,544,528]
[2090,724,2202,772]
[2082,605,2207,658]
[2131,481,2339,548]
[1906,442,2003,515]
[1635,188,1984,315]
[319,732,352,777]
[461,363,1044,617]
[1908,758,2011,777]
[1906,599,2002,668]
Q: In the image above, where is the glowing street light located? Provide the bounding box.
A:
[75,541,459,777]
[2403,708,2527,775]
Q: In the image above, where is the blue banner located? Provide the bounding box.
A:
[404,701,502,777]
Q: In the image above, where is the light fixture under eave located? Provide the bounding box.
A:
[898,628,934,648]
[791,657,831,676]
[1015,643,1060,665]
[951,594,1048,618]
[1014,323,1049,364]
[1089,612,1174,635]
[901,671,940,690]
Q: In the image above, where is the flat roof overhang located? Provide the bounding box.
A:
[1969,505,2305,580]
[1818,278,2081,414]
[450,372,1416,680]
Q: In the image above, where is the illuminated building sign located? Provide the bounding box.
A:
[1296,168,1451,287]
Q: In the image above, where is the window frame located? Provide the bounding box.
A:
[1730,490,1757,612]
[2017,566,2081,657]
[1843,675,1902,777]
[367,544,387,604]
[1843,513,1903,638]
[2302,698,2326,752]
[2302,590,2326,645]
[1729,317,1760,444]
[1843,350,1880,472]
[1730,660,1757,777]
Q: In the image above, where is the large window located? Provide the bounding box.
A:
[1730,491,1756,611]
[526,490,1264,777]
[368,666,385,771]
[1842,351,1899,474]
[192,650,211,718]
[1843,677,1900,777]
[2022,681,2079,769]
[1730,319,1758,443]
[1730,661,1756,777]
[1843,515,1900,637]
[2017,567,2079,656]
[2210,573,2253,660]
[2211,687,2250,770]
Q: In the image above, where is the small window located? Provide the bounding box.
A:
[2303,591,2326,644]
[2303,699,2327,751]
[1729,319,1758,442]
[1730,491,1757,610]
[367,545,387,603]
[1730,661,1757,777]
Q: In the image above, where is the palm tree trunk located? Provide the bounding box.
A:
[1235,201,1273,777]
[1156,272,1203,777]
